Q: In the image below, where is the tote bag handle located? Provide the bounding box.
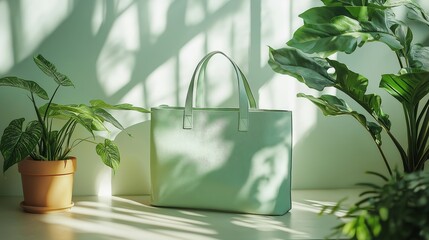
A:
[184,51,256,132]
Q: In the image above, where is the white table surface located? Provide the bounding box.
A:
[0,189,362,240]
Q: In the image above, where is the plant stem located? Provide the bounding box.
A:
[395,52,404,69]
[404,105,413,172]
[417,101,429,150]
[375,140,393,176]
[30,93,48,159]
[43,84,61,122]
[338,86,407,173]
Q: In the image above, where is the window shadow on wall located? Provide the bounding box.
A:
[0,0,285,196]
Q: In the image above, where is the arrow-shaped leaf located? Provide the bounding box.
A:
[92,108,125,131]
[0,77,48,100]
[33,54,74,87]
[90,99,150,113]
[0,119,42,172]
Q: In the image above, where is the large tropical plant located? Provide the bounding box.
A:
[269,0,429,175]
[0,54,149,173]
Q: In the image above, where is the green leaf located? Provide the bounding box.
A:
[96,139,120,172]
[409,44,429,71]
[92,108,125,131]
[45,103,107,132]
[268,47,335,91]
[298,94,383,145]
[328,59,391,129]
[392,25,413,59]
[0,77,49,100]
[379,207,389,221]
[366,170,389,181]
[322,0,372,6]
[268,47,391,133]
[33,54,74,87]
[380,71,429,107]
[288,6,402,56]
[383,0,429,26]
[89,99,150,113]
[0,119,42,172]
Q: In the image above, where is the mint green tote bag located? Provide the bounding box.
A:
[150,51,292,215]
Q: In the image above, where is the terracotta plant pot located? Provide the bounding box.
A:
[18,157,77,213]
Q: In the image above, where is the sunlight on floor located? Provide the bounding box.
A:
[33,193,352,240]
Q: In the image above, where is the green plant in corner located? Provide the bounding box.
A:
[269,0,429,175]
[0,54,150,173]
[321,170,429,239]
[268,0,429,239]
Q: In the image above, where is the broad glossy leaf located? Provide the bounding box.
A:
[383,0,429,26]
[0,119,42,172]
[268,48,391,129]
[299,94,383,145]
[328,59,391,129]
[96,139,120,172]
[93,108,124,131]
[33,54,74,87]
[268,47,335,90]
[391,25,413,59]
[46,103,106,131]
[288,6,402,56]
[0,77,48,100]
[90,99,150,113]
[380,71,429,106]
[409,44,429,71]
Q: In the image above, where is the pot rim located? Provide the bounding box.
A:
[18,157,77,176]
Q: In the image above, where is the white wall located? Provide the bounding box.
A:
[0,0,418,196]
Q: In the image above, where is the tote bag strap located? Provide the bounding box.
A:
[196,54,257,109]
[184,51,255,132]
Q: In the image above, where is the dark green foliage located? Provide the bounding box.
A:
[322,171,429,240]
[269,0,429,174]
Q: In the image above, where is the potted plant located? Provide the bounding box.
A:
[322,170,429,239]
[268,0,429,238]
[0,54,149,213]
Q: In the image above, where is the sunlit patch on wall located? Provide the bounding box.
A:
[179,33,206,103]
[116,82,148,130]
[0,1,13,74]
[91,0,106,36]
[206,1,249,59]
[186,0,205,26]
[148,0,172,43]
[260,0,289,67]
[96,168,112,196]
[146,57,176,106]
[96,2,139,96]
[18,0,72,60]
[207,0,229,14]
[259,76,316,147]
[193,1,250,108]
